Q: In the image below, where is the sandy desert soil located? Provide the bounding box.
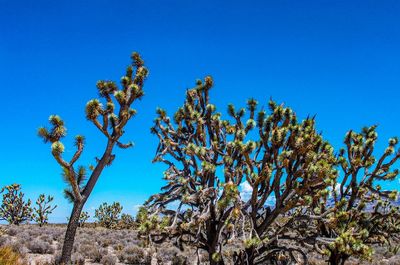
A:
[0,224,399,265]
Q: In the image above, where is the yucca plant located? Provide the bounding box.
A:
[145,77,337,264]
[0,184,32,225]
[32,194,57,227]
[94,202,122,229]
[293,126,400,265]
[38,52,147,264]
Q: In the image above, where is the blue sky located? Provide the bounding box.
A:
[1,0,399,222]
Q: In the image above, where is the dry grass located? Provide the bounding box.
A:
[0,246,26,265]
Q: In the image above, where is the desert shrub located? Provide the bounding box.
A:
[95,202,123,229]
[71,252,85,265]
[119,245,151,264]
[6,225,19,236]
[39,234,54,244]
[100,254,117,265]
[0,184,32,225]
[27,238,54,254]
[0,236,10,247]
[9,240,28,255]
[78,242,106,262]
[156,247,187,264]
[0,246,25,265]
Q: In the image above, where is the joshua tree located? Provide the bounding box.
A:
[230,100,337,264]
[293,126,400,265]
[78,211,90,227]
[0,184,32,225]
[145,77,337,264]
[117,213,135,229]
[94,202,123,229]
[32,194,57,227]
[38,52,147,264]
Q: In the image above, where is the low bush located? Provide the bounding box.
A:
[100,254,117,265]
[26,239,54,254]
[119,245,151,264]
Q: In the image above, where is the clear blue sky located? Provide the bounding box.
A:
[1,0,399,222]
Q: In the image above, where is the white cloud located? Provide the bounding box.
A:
[240,181,253,201]
[239,181,276,207]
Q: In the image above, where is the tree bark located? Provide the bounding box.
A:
[59,201,84,265]
[328,251,348,265]
[59,141,114,264]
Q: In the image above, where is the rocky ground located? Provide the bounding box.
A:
[0,224,399,265]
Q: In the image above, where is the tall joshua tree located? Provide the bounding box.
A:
[145,77,337,264]
[38,52,147,264]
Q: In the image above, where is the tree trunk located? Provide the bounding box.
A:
[59,201,85,264]
[234,248,254,265]
[328,251,348,265]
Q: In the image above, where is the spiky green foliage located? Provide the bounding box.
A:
[32,194,57,227]
[0,184,32,225]
[136,206,168,246]
[292,126,400,265]
[117,213,136,229]
[145,77,337,264]
[78,211,90,227]
[38,52,147,264]
[38,52,146,204]
[94,202,123,229]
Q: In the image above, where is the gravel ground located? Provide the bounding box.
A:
[0,224,399,265]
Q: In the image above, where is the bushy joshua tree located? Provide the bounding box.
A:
[78,211,90,227]
[38,52,147,264]
[294,126,400,265]
[117,213,136,229]
[145,77,337,264]
[136,206,168,246]
[230,101,337,265]
[94,202,123,229]
[0,184,32,225]
[32,194,57,227]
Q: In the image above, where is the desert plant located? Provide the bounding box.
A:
[26,238,54,254]
[294,126,400,265]
[78,211,90,227]
[145,77,337,264]
[117,213,135,229]
[38,52,147,263]
[32,194,57,227]
[94,202,123,229]
[100,254,117,265]
[0,246,26,265]
[119,245,151,264]
[0,184,32,225]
